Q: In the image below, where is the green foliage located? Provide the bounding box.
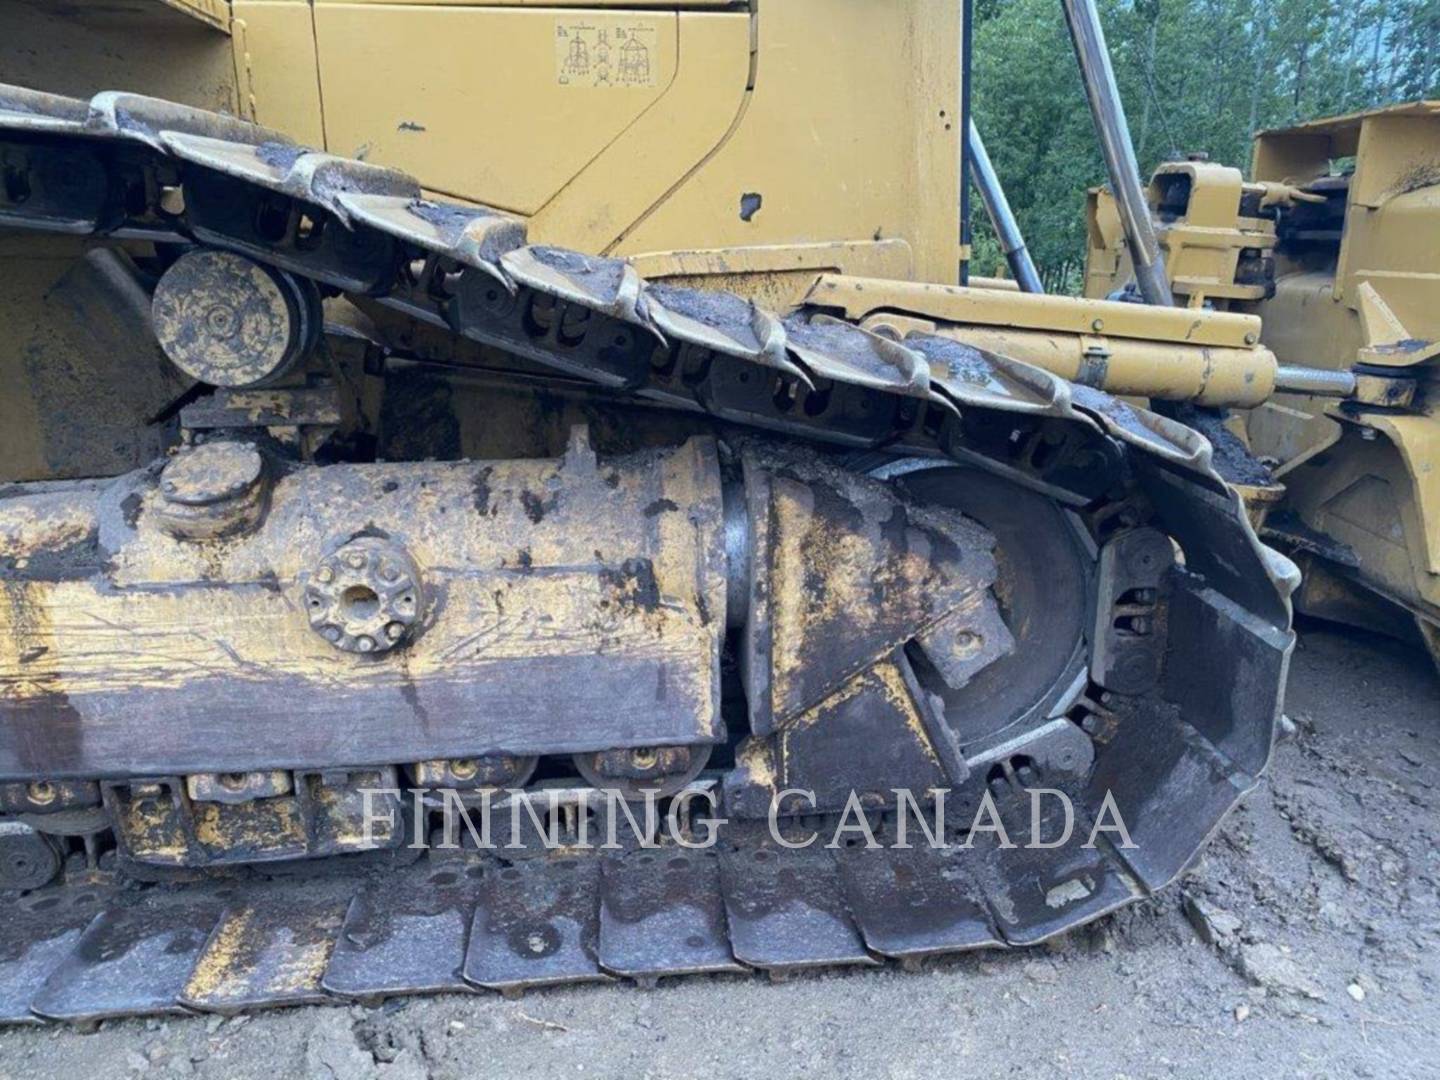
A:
[970,0,1437,288]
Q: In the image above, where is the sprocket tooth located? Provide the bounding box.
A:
[160,133,419,222]
[834,844,1002,960]
[718,830,876,972]
[0,887,109,1026]
[31,890,226,1022]
[465,855,609,993]
[323,861,482,1000]
[598,847,743,983]
[0,82,90,133]
[86,91,288,150]
[645,283,811,385]
[331,194,526,284]
[781,313,930,397]
[180,881,353,1014]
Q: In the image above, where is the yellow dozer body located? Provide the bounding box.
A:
[1086,102,1440,665]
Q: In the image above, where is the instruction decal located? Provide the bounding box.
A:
[555,19,660,89]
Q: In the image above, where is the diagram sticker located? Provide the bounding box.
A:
[555,19,660,89]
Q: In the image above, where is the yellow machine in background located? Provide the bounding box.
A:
[1086,103,1440,666]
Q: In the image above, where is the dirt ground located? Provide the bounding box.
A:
[0,624,1435,1080]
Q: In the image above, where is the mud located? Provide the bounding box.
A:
[0,624,1435,1079]
[529,248,625,305]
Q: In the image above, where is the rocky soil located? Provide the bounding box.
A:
[0,625,1435,1080]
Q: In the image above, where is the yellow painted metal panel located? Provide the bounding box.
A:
[811,274,1262,350]
[312,4,683,214]
[530,11,751,252]
[231,2,327,147]
[615,0,962,285]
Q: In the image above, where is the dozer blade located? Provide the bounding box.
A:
[0,82,1298,1024]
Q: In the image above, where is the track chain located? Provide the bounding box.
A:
[0,84,1298,1023]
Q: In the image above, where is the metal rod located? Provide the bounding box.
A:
[967,120,1045,294]
[1060,0,1175,306]
[1273,365,1357,397]
[959,0,974,285]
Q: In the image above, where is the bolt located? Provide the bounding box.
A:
[449,759,479,782]
[379,562,401,583]
[952,630,983,657]
[317,566,334,584]
[385,622,406,641]
[1091,318,1104,332]
[323,626,341,643]
[27,781,56,807]
[162,480,177,494]
[1244,332,1258,345]
[355,636,376,653]
[345,552,366,570]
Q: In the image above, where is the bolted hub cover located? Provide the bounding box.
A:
[153,440,269,540]
[306,537,425,654]
[160,441,265,506]
[151,248,320,388]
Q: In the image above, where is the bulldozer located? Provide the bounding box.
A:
[0,0,1351,1021]
[1084,102,1440,671]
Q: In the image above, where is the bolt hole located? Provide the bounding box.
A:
[341,585,381,620]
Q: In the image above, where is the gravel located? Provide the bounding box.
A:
[0,625,1435,1080]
